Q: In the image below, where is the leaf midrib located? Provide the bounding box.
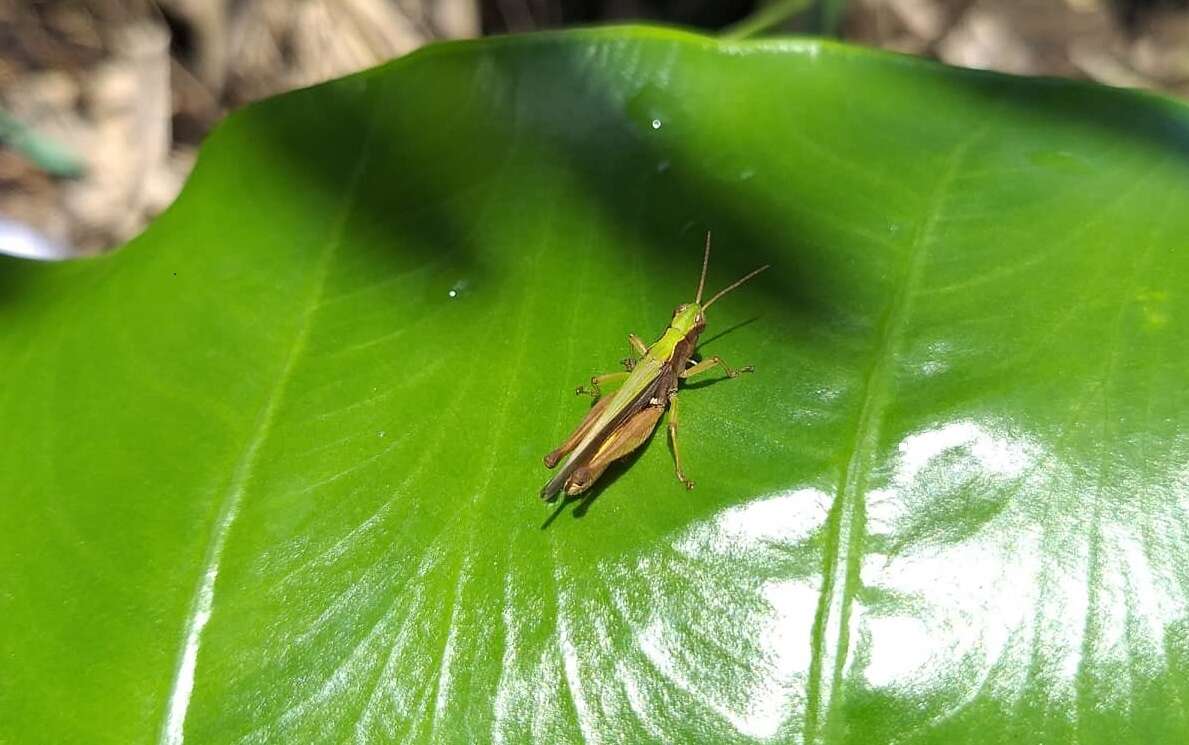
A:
[803,126,987,743]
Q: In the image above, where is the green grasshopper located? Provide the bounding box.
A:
[540,234,769,501]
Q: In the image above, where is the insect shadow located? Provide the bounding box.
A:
[696,314,760,349]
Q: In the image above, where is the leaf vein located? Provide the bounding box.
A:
[158,121,378,745]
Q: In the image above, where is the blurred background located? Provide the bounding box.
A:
[1,0,1187,258]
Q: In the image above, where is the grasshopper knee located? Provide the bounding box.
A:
[564,466,596,495]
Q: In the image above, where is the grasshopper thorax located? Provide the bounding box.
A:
[670,302,705,335]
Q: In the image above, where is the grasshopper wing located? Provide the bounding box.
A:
[540,356,665,501]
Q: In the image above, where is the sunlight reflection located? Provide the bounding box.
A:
[864,615,932,688]
[637,578,819,740]
[862,420,1056,701]
[551,421,1189,740]
[675,487,832,557]
[859,417,1189,727]
[619,488,830,739]
[894,420,1037,485]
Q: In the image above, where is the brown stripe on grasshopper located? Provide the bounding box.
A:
[540,232,768,501]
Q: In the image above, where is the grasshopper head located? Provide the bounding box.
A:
[670,302,705,334]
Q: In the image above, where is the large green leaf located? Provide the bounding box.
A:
[3,26,1188,744]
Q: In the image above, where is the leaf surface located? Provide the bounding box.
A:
[2,27,1189,745]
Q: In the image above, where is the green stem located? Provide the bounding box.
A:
[0,109,86,179]
[721,0,815,40]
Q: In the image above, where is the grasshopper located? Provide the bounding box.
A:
[540,233,769,501]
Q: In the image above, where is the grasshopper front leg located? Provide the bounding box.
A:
[681,355,754,380]
[621,333,649,371]
[666,390,695,490]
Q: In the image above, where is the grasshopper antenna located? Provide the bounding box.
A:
[695,231,712,304]
[702,263,770,311]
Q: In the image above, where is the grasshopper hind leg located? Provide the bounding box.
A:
[562,404,665,495]
[546,369,633,470]
[666,391,695,490]
[544,393,615,468]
